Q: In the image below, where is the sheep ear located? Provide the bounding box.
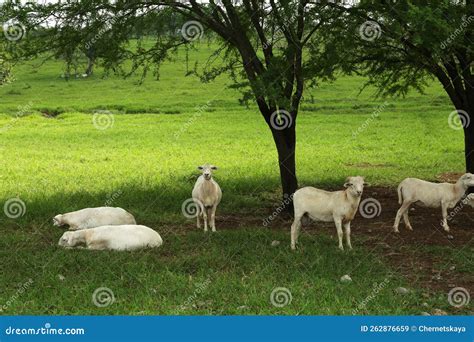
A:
[363,182,370,186]
[197,166,203,170]
[344,182,352,188]
[211,166,218,170]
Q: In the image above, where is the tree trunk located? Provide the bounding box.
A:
[461,104,474,195]
[268,120,298,214]
[464,116,474,174]
[85,56,95,76]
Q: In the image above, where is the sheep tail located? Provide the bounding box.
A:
[397,185,403,205]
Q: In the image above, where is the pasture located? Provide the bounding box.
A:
[0,45,472,315]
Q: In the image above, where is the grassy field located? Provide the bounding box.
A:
[0,44,471,315]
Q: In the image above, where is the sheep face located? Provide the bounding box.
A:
[198,164,218,180]
[459,173,474,188]
[344,176,367,197]
[53,214,64,227]
[58,231,75,247]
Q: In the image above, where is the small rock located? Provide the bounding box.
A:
[410,208,415,211]
[237,305,248,310]
[340,275,352,283]
[447,234,454,240]
[395,287,410,295]
[422,302,429,308]
[432,274,442,281]
[367,229,372,233]
[271,240,280,247]
[420,312,430,316]
[432,308,448,316]
[448,284,456,288]
[57,274,65,281]
[449,265,456,271]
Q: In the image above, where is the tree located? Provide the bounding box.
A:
[5,0,340,211]
[323,0,474,174]
[0,44,12,85]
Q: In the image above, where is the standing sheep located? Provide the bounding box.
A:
[291,176,367,250]
[192,164,222,232]
[393,173,474,233]
[53,207,136,230]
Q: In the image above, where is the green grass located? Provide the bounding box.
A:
[0,227,445,315]
[0,44,471,315]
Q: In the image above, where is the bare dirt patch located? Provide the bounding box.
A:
[221,186,474,296]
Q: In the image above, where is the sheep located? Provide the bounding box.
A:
[58,225,163,251]
[192,164,222,232]
[53,207,136,230]
[393,173,474,233]
[291,176,367,251]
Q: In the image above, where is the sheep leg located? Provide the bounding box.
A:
[87,240,108,250]
[402,210,413,231]
[441,202,450,232]
[393,202,411,233]
[290,214,303,250]
[210,205,217,232]
[343,222,352,250]
[202,206,208,232]
[334,218,344,251]
[195,203,201,229]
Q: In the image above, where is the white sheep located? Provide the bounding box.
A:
[291,176,367,250]
[393,173,474,233]
[192,164,222,232]
[53,207,136,230]
[58,225,163,251]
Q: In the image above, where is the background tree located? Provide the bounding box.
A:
[0,43,12,85]
[322,0,474,174]
[4,0,340,211]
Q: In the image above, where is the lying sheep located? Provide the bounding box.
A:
[192,164,222,232]
[58,225,163,251]
[393,173,474,233]
[53,207,136,230]
[291,176,367,250]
